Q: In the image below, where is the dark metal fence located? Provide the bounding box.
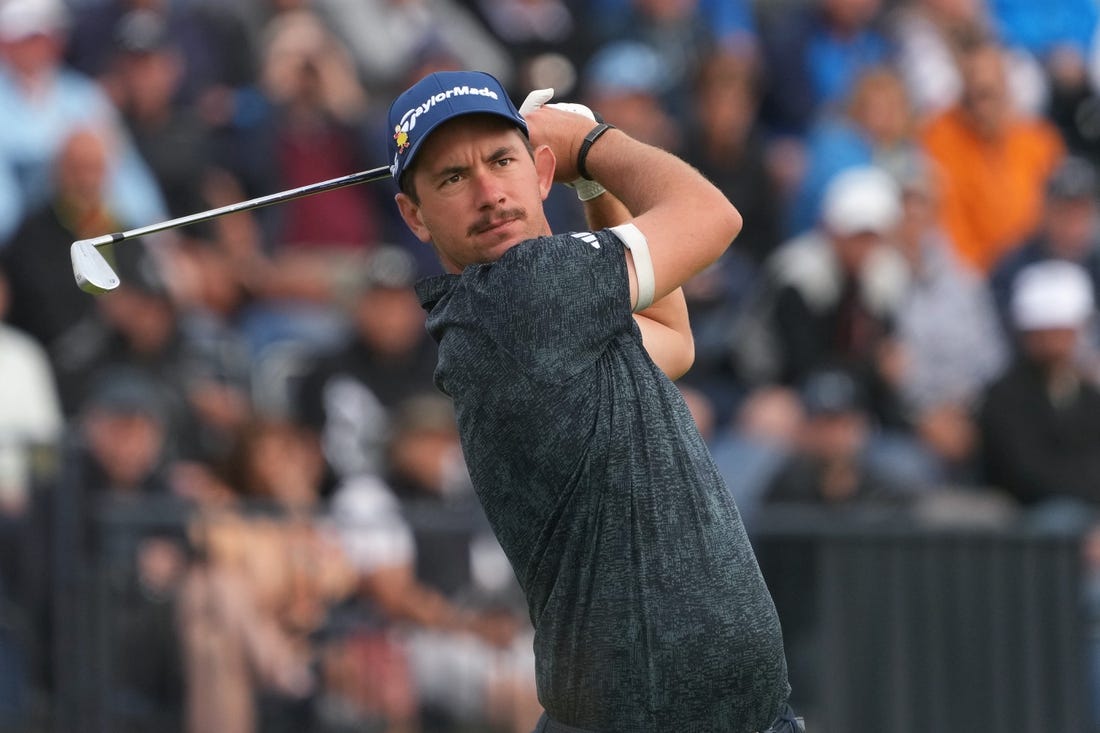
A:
[755,505,1094,733]
[2,487,1095,732]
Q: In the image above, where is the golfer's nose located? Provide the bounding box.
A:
[472,168,506,207]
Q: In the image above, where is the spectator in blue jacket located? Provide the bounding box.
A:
[0,0,166,244]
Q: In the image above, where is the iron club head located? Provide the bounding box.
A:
[71,238,120,294]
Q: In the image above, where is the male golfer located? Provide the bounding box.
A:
[390,70,798,732]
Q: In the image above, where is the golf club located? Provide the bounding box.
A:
[71,164,393,294]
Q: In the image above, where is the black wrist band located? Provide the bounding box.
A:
[577,122,615,181]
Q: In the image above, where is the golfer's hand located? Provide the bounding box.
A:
[522,100,602,184]
[519,87,603,127]
[519,88,554,117]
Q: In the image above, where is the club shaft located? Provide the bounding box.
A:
[84,164,393,249]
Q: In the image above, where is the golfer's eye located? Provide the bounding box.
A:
[495,157,514,168]
[440,173,463,187]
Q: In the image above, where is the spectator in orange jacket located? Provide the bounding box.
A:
[920,33,1064,274]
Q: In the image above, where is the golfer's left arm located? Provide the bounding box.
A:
[526,106,741,312]
[583,192,694,379]
[519,91,695,378]
[628,288,694,379]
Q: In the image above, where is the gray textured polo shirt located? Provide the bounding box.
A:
[415,230,789,732]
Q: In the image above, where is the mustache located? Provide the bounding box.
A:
[468,207,526,236]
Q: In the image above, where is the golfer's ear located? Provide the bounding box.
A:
[395,192,431,243]
[534,144,555,200]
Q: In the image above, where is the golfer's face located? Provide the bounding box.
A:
[403,116,551,271]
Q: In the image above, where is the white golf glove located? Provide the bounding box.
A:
[519,88,607,201]
[518,88,555,116]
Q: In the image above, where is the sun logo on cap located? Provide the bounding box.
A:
[394,126,410,153]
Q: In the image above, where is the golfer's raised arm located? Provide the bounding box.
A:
[525,106,742,309]
[580,187,695,379]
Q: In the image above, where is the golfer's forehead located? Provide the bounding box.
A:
[416,115,525,173]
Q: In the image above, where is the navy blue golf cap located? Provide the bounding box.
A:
[387,71,527,186]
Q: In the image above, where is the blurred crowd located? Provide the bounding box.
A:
[3,0,1100,730]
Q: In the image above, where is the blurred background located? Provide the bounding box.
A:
[1,0,1100,730]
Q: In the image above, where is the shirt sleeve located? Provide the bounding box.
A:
[471,230,636,381]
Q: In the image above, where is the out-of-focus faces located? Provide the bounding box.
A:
[591,89,680,151]
[960,43,1011,138]
[849,68,912,146]
[820,0,883,33]
[831,230,887,276]
[1043,197,1099,260]
[355,287,425,358]
[920,0,985,27]
[55,128,110,209]
[84,409,165,490]
[1020,326,1081,369]
[0,31,64,79]
[803,410,868,463]
[695,54,757,149]
[244,422,324,508]
[115,47,182,118]
[633,0,699,23]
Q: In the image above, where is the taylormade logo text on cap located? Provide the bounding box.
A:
[395,85,500,149]
[387,71,527,184]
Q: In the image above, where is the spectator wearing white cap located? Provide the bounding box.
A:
[725,165,949,492]
[978,259,1100,505]
[734,167,909,409]
[989,155,1100,357]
